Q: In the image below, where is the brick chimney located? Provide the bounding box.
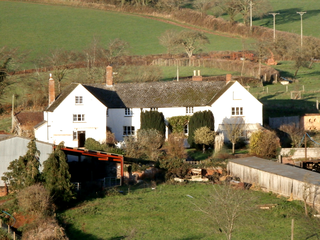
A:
[48,73,55,105]
[106,65,113,86]
[226,74,232,84]
[192,70,202,81]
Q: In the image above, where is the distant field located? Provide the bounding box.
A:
[255,0,320,37]
[0,1,245,69]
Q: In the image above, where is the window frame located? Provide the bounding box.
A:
[75,96,83,104]
[186,107,194,114]
[231,107,243,116]
[73,114,85,122]
[123,126,135,136]
[125,108,133,116]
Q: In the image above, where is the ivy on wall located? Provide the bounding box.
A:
[168,116,190,133]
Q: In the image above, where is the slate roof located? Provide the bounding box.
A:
[46,80,234,111]
[15,112,44,127]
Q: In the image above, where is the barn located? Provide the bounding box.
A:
[228,157,320,211]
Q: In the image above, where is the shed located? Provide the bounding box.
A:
[62,147,124,189]
[228,157,320,210]
[0,135,53,186]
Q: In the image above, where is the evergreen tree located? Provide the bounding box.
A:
[188,110,215,147]
[42,142,74,205]
[2,139,41,191]
[140,111,165,136]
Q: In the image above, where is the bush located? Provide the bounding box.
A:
[84,138,104,151]
[159,158,190,180]
[17,184,55,217]
[167,133,186,159]
[22,216,68,240]
[249,129,280,159]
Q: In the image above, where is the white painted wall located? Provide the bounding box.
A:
[211,81,262,131]
[36,84,107,148]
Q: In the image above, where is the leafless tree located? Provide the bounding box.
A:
[223,117,245,154]
[0,46,28,98]
[105,38,130,65]
[216,0,240,22]
[46,48,79,94]
[193,0,217,16]
[279,123,304,148]
[158,29,180,55]
[156,0,186,10]
[190,183,256,240]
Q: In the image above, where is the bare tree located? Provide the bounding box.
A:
[279,123,304,148]
[194,126,215,153]
[216,0,240,22]
[193,0,217,16]
[158,29,180,55]
[303,36,320,68]
[46,48,79,94]
[156,0,186,10]
[105,38,130,65]
[237,0,272,25]
[0,47,28,98]
[175,30,210,58]
[223,117,245,154]
[190,183,256,240]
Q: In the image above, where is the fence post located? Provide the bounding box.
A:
[0,219,2,228]
[286,85,288,92]
[13,231,16,240]
[317,99,319,110]
[8,225,10,234]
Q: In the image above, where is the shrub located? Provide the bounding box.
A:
[17,184,54,217]
[249,129,280,159]
[167,133,186,159]
[138,129,164,161]
[188,110,214,147]
[84,138,104,151]
[159,158,190,180]
[22,216,68,240]
[140,110,166,136]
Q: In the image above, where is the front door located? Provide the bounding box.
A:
[78,131,86,148]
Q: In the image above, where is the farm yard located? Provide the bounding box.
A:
[1,0,320,239]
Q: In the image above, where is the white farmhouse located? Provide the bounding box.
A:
[35,66,263,148]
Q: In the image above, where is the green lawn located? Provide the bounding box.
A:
[248,61,320,121]
[0,1,245,69]
[60,183,320,240]
[255,0,320,37]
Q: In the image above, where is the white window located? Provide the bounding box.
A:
[73,131,77,140]
[75,96,83,104]
[186,107,194,114]
[73,114,85,122]
[150,108,158,111]
[231,107,243,116]
[125,108,133,116]
[123,126,135,136]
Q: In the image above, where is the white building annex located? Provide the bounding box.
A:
[0,135,53,186]
[35,66,263,148]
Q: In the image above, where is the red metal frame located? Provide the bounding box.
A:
[60,147,124,178]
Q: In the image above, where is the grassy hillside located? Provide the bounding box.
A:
[0,1,245,69]
[60,183,320,240]
[256,0,320,37]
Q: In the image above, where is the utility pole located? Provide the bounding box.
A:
[269,13,280,42]
[297,12,306,48]
[250,1,253,33]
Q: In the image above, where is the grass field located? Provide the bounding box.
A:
[0,1,245,69]
[60,183,320,240]
[256,0,320,37]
